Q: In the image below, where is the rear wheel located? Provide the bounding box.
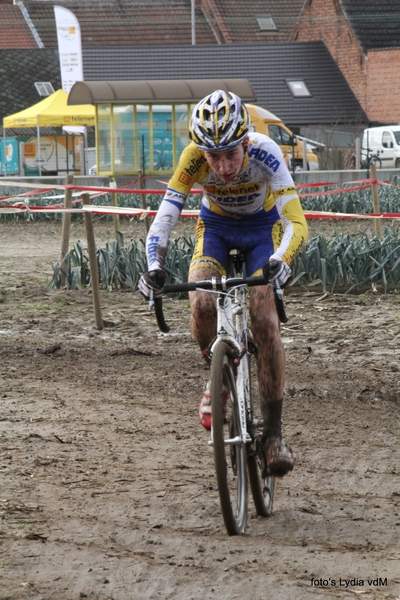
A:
[211,341,247,535]
[247,454,275,517]
[246,345,275,517]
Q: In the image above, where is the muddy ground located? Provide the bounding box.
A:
[0,217,399,600]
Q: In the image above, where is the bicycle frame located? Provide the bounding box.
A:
[208,281,252,448]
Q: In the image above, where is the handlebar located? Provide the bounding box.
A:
[152,275,288,333]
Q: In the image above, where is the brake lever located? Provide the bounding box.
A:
[274,280,289,324]
[148,288,155,312]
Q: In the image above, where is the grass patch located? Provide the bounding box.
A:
[25,299,69,310]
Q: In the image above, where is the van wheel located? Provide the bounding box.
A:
[395,159,400,168]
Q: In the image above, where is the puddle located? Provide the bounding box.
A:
[281,337,294,344]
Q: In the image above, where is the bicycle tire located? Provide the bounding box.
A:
[370,156,382,169]
[210,341,247,535]
[246,348,275,517]
[247,455,275,517]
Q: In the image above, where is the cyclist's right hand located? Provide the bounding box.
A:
[262,260,292,288]
[138,269,166,300]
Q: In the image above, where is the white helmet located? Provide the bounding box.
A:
[189,90,250,151]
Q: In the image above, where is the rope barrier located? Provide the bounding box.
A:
[2,203,400,221]
[1,178,400,220]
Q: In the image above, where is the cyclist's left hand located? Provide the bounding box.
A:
[263,260,292,288]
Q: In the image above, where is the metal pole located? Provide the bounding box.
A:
[302,140,308,171]
[291,135,295,178]
[2,129,5,176]
[355,137,361,170]
[138,169,149,233]
[60,174,74,287]
[55,134,59,174]
[142,134,146,178]
[83,127,88,175]
[109,175,121,242]
[191,0,196,45]
[37,125,41,176]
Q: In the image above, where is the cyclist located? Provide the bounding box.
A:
[139,90,308,477]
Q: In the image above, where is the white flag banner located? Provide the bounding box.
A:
[54,6,85,135]
[54,5,83,93]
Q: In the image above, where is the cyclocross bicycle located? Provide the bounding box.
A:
[151,250,288,535]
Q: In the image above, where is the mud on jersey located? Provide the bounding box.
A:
[146,132,308,270]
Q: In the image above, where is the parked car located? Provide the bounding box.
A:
[361,125,400,169]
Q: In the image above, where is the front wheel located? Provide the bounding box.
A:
[211,341,247,535]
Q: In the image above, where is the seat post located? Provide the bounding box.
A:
[229,249,245,277]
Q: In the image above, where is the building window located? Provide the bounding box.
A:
[286,80,312,97]
[95,102,191,175]
[256,16,278,31]
[34,82,55,97]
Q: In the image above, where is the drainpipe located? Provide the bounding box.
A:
[191,0,196,45]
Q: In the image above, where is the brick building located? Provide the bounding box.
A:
[293,0,400,125]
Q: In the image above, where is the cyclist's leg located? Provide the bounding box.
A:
[188,215,229,352]
[188,267,219,352]
[249,286,294,477]
[188,216,229,429]
[244,211,295,477]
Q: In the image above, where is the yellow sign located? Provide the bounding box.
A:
[24,143,36,158]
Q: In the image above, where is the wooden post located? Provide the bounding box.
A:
[60,174,74,287]
[370,163,382,236]
[138,169,149,234]
[109,176,121,242]
[81,193,103,330]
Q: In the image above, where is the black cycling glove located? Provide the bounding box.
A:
[138,269,166,300]
[262,260,292,288]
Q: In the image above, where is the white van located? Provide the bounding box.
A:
[361,125,400,168]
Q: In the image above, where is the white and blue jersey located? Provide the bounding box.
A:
[146,132,308,277]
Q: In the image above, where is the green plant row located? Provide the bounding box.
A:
[49,234,196,291]
[299,185,400,214]
[49,228,400,294]
[292,226,400,293]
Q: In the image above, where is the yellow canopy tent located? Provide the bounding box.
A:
[3,89,95,128]
[3,89,95,174]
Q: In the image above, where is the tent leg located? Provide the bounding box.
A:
[37,125,41,176]
[2,129,6,176]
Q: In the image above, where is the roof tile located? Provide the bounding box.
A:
[24,0,216,47]
[81,42,367,126]
[0,5,39,49]
[341,0,400,51]
[0,48,61,135]
[211,0,306,43]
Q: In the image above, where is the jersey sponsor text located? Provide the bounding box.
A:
[248,147,280,172]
